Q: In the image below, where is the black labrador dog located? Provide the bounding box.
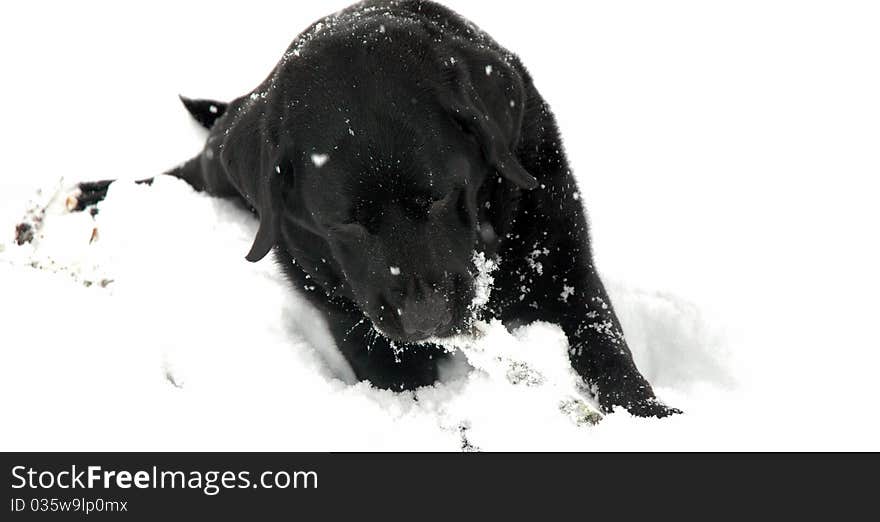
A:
[75,0,678,418]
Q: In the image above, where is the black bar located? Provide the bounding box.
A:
[1,453,875,519]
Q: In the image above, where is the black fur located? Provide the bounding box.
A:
[77,0,678,418]
[179,96,228,130]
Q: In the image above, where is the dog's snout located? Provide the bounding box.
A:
[399,293,452,338]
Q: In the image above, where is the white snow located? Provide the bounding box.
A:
[311,153,329,168]
[469,251,497,313]
[560,285,575,303]
[1,0,879,451]
[0,177,725,451]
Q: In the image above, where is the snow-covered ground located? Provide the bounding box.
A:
[1,1,879,451]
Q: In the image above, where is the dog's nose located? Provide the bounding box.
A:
[399,294,452,338]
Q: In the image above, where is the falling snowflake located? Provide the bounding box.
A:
[311,154,329,167]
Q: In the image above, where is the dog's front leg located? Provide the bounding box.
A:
[493,228,679,418]
[557,271,680,418]
[500,268,678,417]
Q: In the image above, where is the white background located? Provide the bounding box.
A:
[1,1,879,450]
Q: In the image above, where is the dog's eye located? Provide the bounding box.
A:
[452,116,475,139]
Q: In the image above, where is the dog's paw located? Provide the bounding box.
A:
[627,399,682,419]
[68,180,114,213]
[599,389,682,419]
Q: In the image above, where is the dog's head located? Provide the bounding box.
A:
[308,149,481,342]
[239,46,537,343]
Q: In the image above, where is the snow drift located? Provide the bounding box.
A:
[0,177,728,451]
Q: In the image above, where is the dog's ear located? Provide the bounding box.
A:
[245,160,286,263]
[440,72,538,191]
[179,95,228,130]
[217,103,290,263]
